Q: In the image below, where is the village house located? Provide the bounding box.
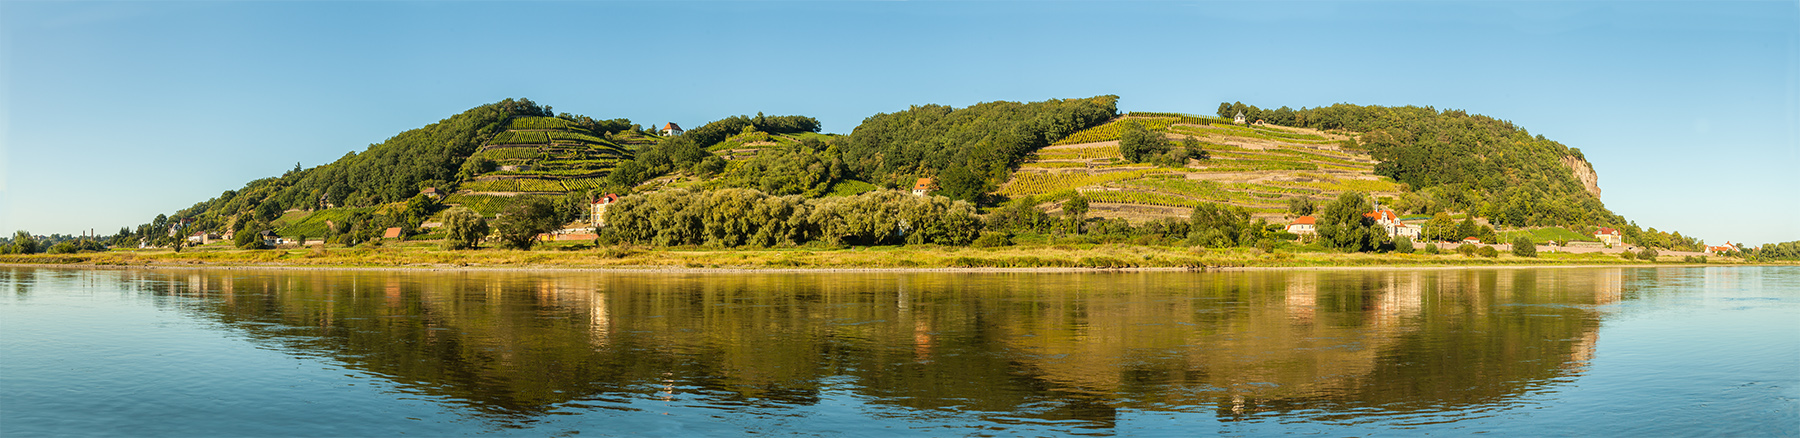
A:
[1595,227,1623,247]
[912,178,937,197]
[661,122,684,136]
[591,193,620,227]
[1705,242,1736,255]
[382,227,403,240]
[1286,216,1316,235]
[1362,209,1420,238]
[420,187,442,199]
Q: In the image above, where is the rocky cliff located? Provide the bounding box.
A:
[1561,155,1601,199]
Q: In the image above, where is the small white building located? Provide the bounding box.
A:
[1286,216,1316,235]
[912,178,936,197]
[1233,110,1246,125]
[661,122,684,136]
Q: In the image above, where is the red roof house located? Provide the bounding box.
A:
[911,178,937,196]
[382,227,403,239]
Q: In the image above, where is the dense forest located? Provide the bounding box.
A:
[842,96,1119,200]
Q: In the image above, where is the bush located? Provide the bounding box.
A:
[1683,255,1707,263]
[1423,243,1440,254]
[1512,236,1537,257]
[972,232,1013,248]
[1394,236,1415,254]
[1638,248,1659,261]
[493,198,560,250]
[1457,244,1478,257]
[1477,246,1499,258]
[1620,250,1636,260]
[441,207,490,250]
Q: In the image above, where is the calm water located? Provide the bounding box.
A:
[2,267,1795,437]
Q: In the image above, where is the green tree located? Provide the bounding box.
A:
[1394,235,1415,253]
[1456,217,1480,241]
[1288,197,1316,216]
[1638,248,1659,261]
[1425,213,1455,241]
[1119,121,1171,164]
[9,231,39,254]
[441,208,490,250]
[1063,195,1090,234]
[1316,192,1378,252]
[493,198,560,250]
[233,225,268,250]
[1512,236,1537,257]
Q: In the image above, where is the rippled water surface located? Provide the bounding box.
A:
[2,267,1796,436]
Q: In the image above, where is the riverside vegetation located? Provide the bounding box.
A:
[7,97,1797,268]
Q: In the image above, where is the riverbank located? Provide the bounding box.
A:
[2,242,1784,272]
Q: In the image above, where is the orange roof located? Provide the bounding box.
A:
[592,193,620,204]
[1291,216,1315,225]
[1597,227,1621,235]
[662,122,681,131]
[382,227,403,239]
[1363,210,1398,222]
[1463,237,1482,242]
[913,178,936,191]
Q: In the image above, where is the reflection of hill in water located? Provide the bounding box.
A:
[120,268,1621,427]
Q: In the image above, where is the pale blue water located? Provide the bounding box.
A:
[1,266,1795,436]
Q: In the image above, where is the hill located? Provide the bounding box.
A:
[114,96,1706,253]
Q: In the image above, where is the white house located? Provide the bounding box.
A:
[1286,216,1316,235]
[661,122,683,136]
[912,178,937,197]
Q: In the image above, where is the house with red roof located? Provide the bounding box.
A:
[591,193,621,227]
[1363,209,1422,239]
[660,122,683,136]
[1595,227,1623,247]
[912,178,937,197]
[1705,242,1736,255]
[1286,216,1316,235]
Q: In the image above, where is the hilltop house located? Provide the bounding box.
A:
[912,178,937,197]
[1595,227,1623,247]
[591,193,620,227]
[1233,111,1246,125]
[420,187,442,199]
[1286,216,1316,235]
[661,122,683,136]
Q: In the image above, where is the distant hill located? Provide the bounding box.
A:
[123,96,1702,252]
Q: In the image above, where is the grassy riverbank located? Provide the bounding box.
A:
[1,240,1780,271]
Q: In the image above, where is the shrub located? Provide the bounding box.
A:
[1423,243,1440,254]
[441,207,490,250]
[1394,236,1415,254]
[1457,244,1478,257]
[1639,248,1659,261]
[1620,250,1636,260]
[1477,246,1499,258]
[972,232,1013,248]
[1512,236,1537,257]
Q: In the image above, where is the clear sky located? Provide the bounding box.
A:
[2,1,1796,245]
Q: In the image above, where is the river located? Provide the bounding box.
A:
[2,266,1795,436]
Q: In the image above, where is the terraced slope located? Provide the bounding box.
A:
[998,115,1403,221]
[459,116,653,194]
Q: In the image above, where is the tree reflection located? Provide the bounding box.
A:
[111,268,1617,428]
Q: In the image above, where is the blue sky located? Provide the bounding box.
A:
[2,1,1796,245]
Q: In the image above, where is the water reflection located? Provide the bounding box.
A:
[7,267,1627,430]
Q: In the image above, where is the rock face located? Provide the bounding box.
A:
[1561,155,1601,199]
